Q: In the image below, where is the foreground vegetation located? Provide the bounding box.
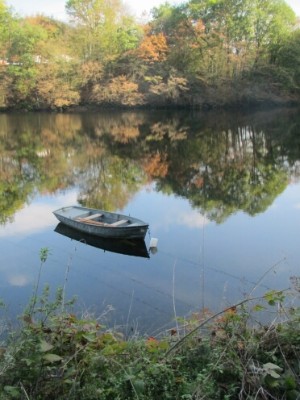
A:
[0,250,299,399]
[0,0,300,110]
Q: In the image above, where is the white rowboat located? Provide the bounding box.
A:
[53,206,149,239]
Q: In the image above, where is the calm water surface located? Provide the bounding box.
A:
[0,108,299,334]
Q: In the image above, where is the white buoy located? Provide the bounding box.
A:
[149,237,158,254]
[149,237,158,248]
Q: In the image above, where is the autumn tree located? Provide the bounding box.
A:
[149,0,296,83]
[35,62,80,109]
[3,14,77,108]
[90,75,143,106]
[137,31,168,63]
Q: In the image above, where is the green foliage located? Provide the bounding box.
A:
[39,247,50,263]
[273,29,300,90]
[66,0,141,61]
[0,255,299,399]
[0,1,13,58]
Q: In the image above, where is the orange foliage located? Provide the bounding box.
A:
[144,152,168,178]
[147,336,158,343]
[146,336,160,351]
[137,33,168,63]
[194,19,205,35]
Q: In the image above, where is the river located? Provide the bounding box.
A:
[0,107,299,335]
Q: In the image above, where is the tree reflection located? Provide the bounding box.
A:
[153,124,290,223]
[77,154,147,210]
[0,108,299,225]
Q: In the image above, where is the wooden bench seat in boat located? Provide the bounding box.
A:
[76,219,104,226]
[78,213,103,221]
[109,219,128,227]
[75,217,128,227]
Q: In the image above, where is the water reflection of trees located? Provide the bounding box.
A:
[160,126,289,223]
[0,108,299,224]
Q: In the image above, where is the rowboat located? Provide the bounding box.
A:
[53,206,149,239]
[54,223,150,258]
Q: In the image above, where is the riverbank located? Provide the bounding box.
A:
[1,69,299,113]
[1,0,300,117]
[0,283,299,399]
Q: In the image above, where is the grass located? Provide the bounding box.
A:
[0,251,299,399]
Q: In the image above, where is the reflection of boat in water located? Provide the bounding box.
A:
[53,206,148,239]
[54,223,150,258]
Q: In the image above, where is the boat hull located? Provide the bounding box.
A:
[53,206,149,239]
[55,223,149,258]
